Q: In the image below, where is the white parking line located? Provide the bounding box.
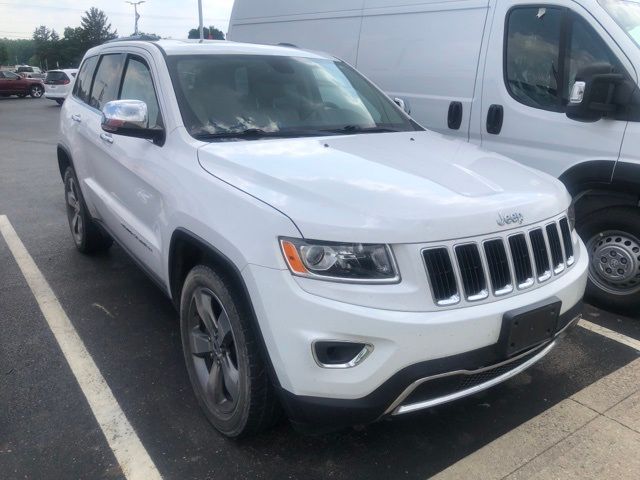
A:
[578,319,640,351]
[0,215,162,480]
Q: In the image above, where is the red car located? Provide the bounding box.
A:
[0,70,45,98]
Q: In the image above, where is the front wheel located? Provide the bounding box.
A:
[30,85,44,98]
[180,265,280,437]
[55,98,64,105]
[578,206,640,315]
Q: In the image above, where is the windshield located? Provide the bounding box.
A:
[167,54,419,140]
[600,0,640,46]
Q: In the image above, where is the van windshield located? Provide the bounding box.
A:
[166,54,419,140]
[600,0,640,47]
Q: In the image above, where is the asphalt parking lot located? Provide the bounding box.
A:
[1,97,640,480]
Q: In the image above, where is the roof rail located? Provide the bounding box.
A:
[277,42,299,48]
[105,34,160,44]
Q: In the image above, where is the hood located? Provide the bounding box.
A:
[197,130,570,243]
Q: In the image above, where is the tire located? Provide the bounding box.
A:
[578,206,640,315]
[30,84,44,98]
[56,99,64,105]
[180,265,281,438]
[63,167,113,254]
[17,93,26,98]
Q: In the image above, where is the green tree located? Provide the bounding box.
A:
[80,7,118,48]
[188,26,225,40]
[0,43,8,65]
[58,27,85,67]
[32,25,60,69]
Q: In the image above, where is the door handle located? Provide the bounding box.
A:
[71,114,82,123]
[448,101,463,130]
[100,133,113,144]
[486,104,504,135]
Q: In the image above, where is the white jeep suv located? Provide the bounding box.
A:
[57,39,588,437]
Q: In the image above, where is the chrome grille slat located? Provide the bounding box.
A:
[530,228,551,282]
[509,233,534,288]
[423,218,575,306]
[559,217,575,265]
[546,223,565,274]
[423,247,460,305]
[455,244,488,301]
[483,239,513,295]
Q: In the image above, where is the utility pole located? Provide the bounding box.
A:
[197,0,204,42]
[126,1,146,36]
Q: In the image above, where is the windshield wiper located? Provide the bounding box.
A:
[193,128,278,140]
[325,125,402,134]
[193,128,336,141]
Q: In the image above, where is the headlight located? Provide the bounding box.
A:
[280,238,399,283]
[567,202,576,231]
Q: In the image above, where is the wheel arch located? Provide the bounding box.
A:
[559,160,640,220]
[168,227,282,387]
[57,143,73,180]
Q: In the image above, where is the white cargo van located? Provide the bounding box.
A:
[229,0,640,314]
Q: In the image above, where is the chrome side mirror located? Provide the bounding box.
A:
[393,97,411,115]
[101,100,164,144]
[566,63,626,123]
[569,81,586,105]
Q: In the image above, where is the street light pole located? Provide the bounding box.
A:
[126,1,146,36]
[198,0,204,42]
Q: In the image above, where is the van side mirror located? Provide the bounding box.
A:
[393,97,411,115]
[566,63,626,122]
[101,100,164,144]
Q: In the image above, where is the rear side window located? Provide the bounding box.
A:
[73,56,99,104]
[89,54,125,111]
[505,7,564,111]
[119,56,162,129]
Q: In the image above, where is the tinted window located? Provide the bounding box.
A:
[73,56,99,104]
[119,57,162,129]
[46,71,68,82]
[89,54,124,111]
[506,7,563,111]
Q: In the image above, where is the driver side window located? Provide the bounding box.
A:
[505,6,623,112]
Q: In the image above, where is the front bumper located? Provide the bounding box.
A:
[242,240,588,428]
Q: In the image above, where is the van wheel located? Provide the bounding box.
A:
[180,265,280,438]
[63,167,113,254]
[578,206,640,315]
[56,99,64,105]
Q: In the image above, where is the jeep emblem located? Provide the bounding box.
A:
[497,212,524,226]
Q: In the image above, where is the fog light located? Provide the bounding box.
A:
[313,341,373,368]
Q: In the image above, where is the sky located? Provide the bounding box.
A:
[0,0,235,40]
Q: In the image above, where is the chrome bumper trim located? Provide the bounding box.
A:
[386,314,581,416]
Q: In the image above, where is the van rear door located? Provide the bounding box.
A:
[477,0,632,178]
